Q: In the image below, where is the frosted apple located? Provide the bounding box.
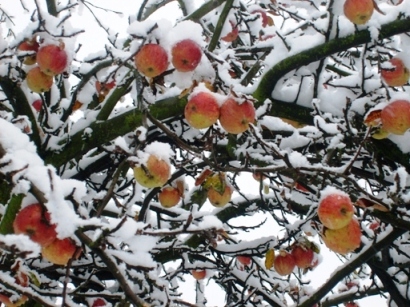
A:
[219,97,256,134]
[291,244,314,269]
[343,0,374,25]
[237,255,252,266]
[134,44,168,78]
[133,154,171,188]
[18,38,39,65]
[322,218,362,254]
[37,44,68,76]
[13,203,57,247]
[158,186,181,208]
[317,192,354,230]
[207,184,233,207]
[380,100,410,135]
[26,67,53,93]
[273,250,296,276]
[221,21,239,42]
[381,58,409,87]
[185,91,220,129]
[191,269,206,280]
[41,237,77,265]
[171,39,202,72]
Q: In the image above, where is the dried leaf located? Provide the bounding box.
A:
[265,249,275,269]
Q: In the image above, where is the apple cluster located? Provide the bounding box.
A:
[317,190,362,255]
[19,39,69,93]
[13,203,77,265]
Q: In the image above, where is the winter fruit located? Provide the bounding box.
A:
[32,99,42,112]
[207,184,233,207]
[41,237,77,265]
[273,250,296,276]
[96,80,116,102]
[380,100,410,135]
[221,21,239,42]
[322,218,362,255]
[133,154,171,188]
[0,293,28,307]
[26,67,53,93]
[291,245,314,269]
[91,298,107,307]
[18,38,40,65]
[13,203,57,247]
[171,39,202,72]
[184,91,220,129]
[237,255,252,266]
[381,58,409,87]
[158,186,181,208]
[191,269,206,280]
[219,97,256,134]
[343,0,374,25]
[317,192,354,230]
[36,44,68,76]
[134,44,168,78]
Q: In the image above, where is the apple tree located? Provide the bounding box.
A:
[0,0,410,306]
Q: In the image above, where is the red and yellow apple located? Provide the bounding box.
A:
[237,255,252,266]
[171,39,202,72]
[273,250,296,276]
[133,154,171,188]
[41,237,77,265]
[219,97,256,134]
[343,0,374,25]
[158,186,181,208]
[317,192,354,230]
[207,184,233,207]
[322,218,362,255]
[185,91,220,129]
[134,44,168,78]
[18,37,40,65]
[13,203,57,247]
[26,67,53,93]
[36,43,68,76]
[381,58,409,87]
[191,269,206,280]
[380,99,410,135]
[291,244,314,269]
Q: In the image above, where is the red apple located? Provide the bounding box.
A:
[133,154,171,188]
[134,44,168,78]
[343,0,374,25]
[158,186,181,208]
[26,66,53,93]
[221,21,239,42]
[185,91,220,129]
[0,293,27,307]
[291,244,314,269]
[18,37,40,65]
[381,58,409,87]
[273,250,296,276]
[322,218,362,255]
[13,203,57,247]
[191,269,206,280]
[41,237,77,265]
[219,97,256,134]
[237,255,252,266]
[207,184,233,207]
[36,44,68,76]
[380,100,410,135]
[317,192,354,230]
[171,39,202,72]
[345,302,359,307]
[91,298,107,307]
[32,99,42,112]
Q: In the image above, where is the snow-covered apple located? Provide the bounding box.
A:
[291,244,314,269]
[221,21,239,42]
[26,66,53,93]
[237,255,252,266]
[207,184,233,207]
[13,203,57,247]
[317,192,354,230]
[171,39,202,72]
[185,91,220,129]
[380,99,410,135]
[322,218,362,255]
[41,237,77,266]
[133,154,171,188]
[273,250,296,276]
[343,0,374,25]
[134,44,168,78]
[36,44,68,76]
[158,186,181,208]
[219,97,256,134]
[18,37,39,65]
[91,298,107,307]
[381,58,409,87]
[191,269,206,280]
